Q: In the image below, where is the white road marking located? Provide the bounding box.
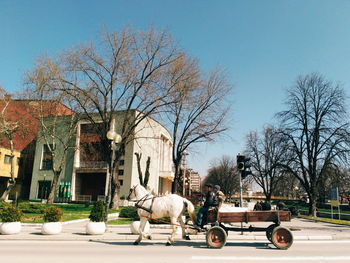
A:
[295,240,350,244]
[1,240,350,244]
[192,256,350,261]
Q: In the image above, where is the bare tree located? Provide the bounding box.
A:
[245,126,288,201]
[203,155,239,198]
[27,27,189,208]
[317,166,350,203]
[134,152,151,187]
[277,73,350,216]
[25,67,79,204]
[167,66,233,193]
[0,90,20,200]
[273,172,300,198]
[37,114,79,204]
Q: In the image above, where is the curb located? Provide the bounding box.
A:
[21,213,120,227]
[0,235,339,242]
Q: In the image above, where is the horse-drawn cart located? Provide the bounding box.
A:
[205,210,293,249]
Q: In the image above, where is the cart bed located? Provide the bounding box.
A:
[217,210,291,223]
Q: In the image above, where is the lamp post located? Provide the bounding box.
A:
[105,118,121,221]
[181,152,189,196]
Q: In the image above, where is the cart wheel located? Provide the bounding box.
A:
[206,226,227,249]
[271,226,293,250]
[266,224,278,241]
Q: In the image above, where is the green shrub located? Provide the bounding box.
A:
[89,201,106,222]
[0,201,10,209]
[18,202,46,213]
[0,206,23,222]
[43,207,64,222]
[119,206,139,220]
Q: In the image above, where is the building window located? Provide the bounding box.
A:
[4,155,12,164]
[119,160,125,166]
[119,180,123,186]
[118,170,124,176]
[41,144,53,170]
[37,180,51,199]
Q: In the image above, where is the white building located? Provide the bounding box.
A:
[29,112,174,201]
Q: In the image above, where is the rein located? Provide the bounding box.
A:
[141,214,197,230]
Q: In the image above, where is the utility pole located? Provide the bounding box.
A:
[236,154,252,207]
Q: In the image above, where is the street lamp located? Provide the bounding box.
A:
[105,118,121,220]
[181,152,189,196]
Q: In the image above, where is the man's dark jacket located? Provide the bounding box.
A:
[203,191,219,208]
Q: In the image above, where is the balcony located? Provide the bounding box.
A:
[78,161,108,169]
[159,171,174,180]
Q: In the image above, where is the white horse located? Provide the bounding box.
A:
[127,184,196,246]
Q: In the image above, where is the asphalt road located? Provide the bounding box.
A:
[1,240,350,263]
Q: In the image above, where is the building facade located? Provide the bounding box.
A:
[0,99,73,200]
[29,111,174,201]
[189,171,201,193]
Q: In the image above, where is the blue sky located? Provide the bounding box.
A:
[1,0,350,176]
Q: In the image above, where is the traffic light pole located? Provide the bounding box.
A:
[239,170,243,207]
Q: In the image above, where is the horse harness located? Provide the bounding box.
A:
[135,193,157,215]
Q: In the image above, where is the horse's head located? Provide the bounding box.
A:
[127,185,138,201]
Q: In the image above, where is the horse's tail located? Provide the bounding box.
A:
[183,198,196,224]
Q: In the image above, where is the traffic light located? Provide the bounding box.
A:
[236,154,251,171]
[241,169,252,179]
[237,155,245,170]
[236,154,252,179]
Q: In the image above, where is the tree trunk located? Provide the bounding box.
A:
[171,162,181,194]
[266,193,272,202]
[0,139,16,201]
[144,157,151,187]
[135,153,144,186]
[308,197,317,217]
[47,171,60,204]
[110,184,120,209]
[0,180,16,201]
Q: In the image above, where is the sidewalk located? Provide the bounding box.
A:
[1,217,350,242]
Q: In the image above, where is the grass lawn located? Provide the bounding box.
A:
[21,204,119,223]
[298,215,350,226]
[287,204,350,215]
[108,218,134,225]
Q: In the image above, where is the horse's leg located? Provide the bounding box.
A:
[166,216,178,246]
[177,215,190,240]
[134,217,148,245]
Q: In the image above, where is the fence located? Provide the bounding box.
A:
[298,209,350,220]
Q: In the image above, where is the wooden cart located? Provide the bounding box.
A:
[205,210,293,249]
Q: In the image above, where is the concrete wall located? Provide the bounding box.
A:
[130,115,173,195]
[29,116,76,200]
[0,147,20,179]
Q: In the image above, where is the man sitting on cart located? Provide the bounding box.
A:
[213,185,225,209]
[195,184,219,229]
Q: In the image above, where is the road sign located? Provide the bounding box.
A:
[330,187,339,206]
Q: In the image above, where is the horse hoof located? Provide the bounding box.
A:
[133,241,139,245]
[166,242,172,246]
[185,235,191,240]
